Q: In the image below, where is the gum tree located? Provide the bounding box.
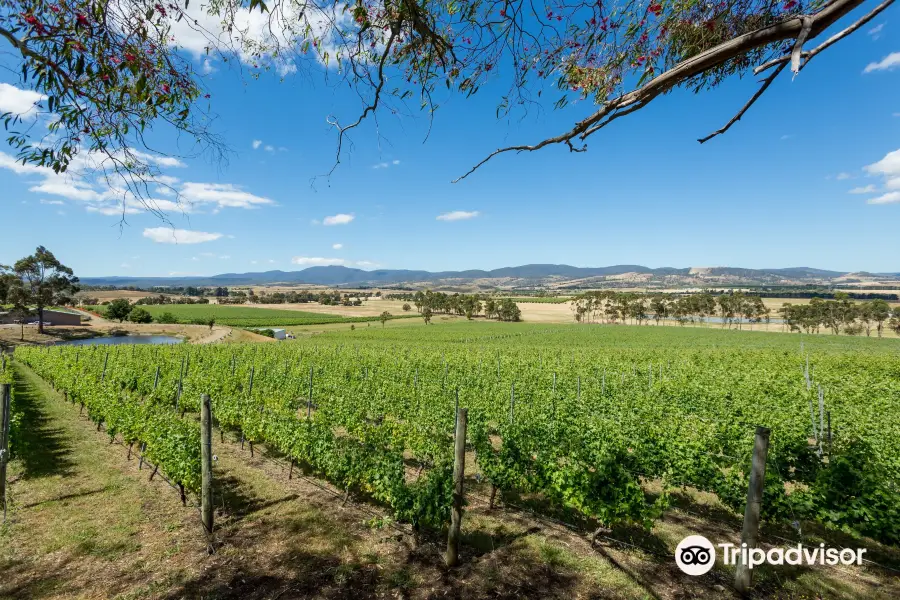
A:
[11,246,79,334]
[1,0,891,215]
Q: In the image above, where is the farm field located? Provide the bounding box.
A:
[7,322,900,598]
[86,304,419,327]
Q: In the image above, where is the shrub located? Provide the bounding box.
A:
[155,312,178,324]
[105,298,133,322]
[128,307,153,323]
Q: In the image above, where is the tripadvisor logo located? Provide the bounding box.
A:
[675,536,716,576]
[675,535,868,575]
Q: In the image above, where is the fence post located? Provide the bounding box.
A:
[200,393,214,543]
[445,407,468,567]
[734,426,771,594]
[1,384,11,520]
[307,365,313,418]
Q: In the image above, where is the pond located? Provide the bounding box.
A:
[57,335,183,346]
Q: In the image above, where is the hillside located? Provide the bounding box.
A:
[79,264,900,290]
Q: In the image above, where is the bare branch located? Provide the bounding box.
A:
[454,0,866,181]
[698,61,789,143]
[791,16,813,76]
[755,0,895,75]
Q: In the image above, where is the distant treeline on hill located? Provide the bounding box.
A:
[705,289,899,301]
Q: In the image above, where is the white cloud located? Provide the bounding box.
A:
[180,182,274,209]
[291,257,346,266]
[835,172,853,180]
[864,52,900,73]
[220,255,231,259]
[252,140,263,150]
[332,243,343,249]
[437,210,480,221]
[39,199,65,205]
[373,159,401,169]
[868,23,885,40]
[264,145,274,152]
[199,252,217,257]
[865,149,900,177]
[163,2,356,76]
[268,259,276,264]
[202,59,217,74]
[121,263,131,269]
[323,213,354,226]
[143,227,224,244]
[849,184,878,194]
[779,134,793,141]
[0,83,46,119]
[355,260,379,268]
[867,191,900,204]
[250,260,258,265]
[858,149,900,205]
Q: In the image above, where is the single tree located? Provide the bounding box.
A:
[12,246,79,334]
[379,311,391,328]
[870,299,891,338]
[106,298,133,322]
[402,303,411,312]
[128,307,153,323]
[422,307,433,325]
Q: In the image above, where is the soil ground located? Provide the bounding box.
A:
[2,362,899,599]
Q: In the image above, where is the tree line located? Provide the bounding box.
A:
[571,291,900,337]
[778,297,899,337]
[397,291,521,322]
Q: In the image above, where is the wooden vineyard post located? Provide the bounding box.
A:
[509,382,515,423]
[827,411,832,454]
[454,388,459,432]
[818,386,825,456]
[101,351,109,382]
[735,426,770,595]
[445,407,468,567]
[200,394,214,545]
[1,383,11,520]
[307,365,313,419]
[153,366,160,390]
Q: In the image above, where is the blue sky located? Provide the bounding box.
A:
[2,5,899,277]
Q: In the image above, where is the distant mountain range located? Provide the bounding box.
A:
[79,264,900,290]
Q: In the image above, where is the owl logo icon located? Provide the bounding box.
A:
[675,535,716,576]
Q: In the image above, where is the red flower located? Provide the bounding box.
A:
[556,15,562,21]
[76,13,89,27]
[649,3,663,16]
[783,0,798,9]
[125,53,137,62]
[499,9,506,17]
[161,84,170,93]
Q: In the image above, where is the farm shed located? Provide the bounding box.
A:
[0,309,81,326]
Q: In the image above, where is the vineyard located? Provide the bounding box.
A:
[85,304,418,327]
[12,323,900,550]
